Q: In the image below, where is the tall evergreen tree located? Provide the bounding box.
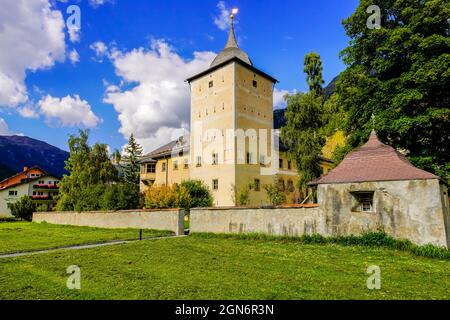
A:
[304,52,325,96]
[122,134,143,185]
[335,0,449,182]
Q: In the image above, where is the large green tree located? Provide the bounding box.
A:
[282,52,325,189]
[335,0,450,182]
[122,134,143,185]
[56,130,119,211]
[282,93,325,188]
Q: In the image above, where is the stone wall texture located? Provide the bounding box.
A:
[33,209,185,235]
[190,206,326,237]
[191,179,449,248]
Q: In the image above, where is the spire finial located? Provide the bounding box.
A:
[225,8,239,49]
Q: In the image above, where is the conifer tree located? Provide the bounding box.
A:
[122,134,143,185]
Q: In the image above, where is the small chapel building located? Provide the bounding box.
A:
[309,130,449,248]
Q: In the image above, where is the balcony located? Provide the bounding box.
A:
[31,195,54,201]
[33,184,59,190]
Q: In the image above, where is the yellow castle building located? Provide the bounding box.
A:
[139,11,332,206]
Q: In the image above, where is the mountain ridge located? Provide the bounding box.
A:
[0,135,69,181]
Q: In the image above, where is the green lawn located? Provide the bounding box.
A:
[0,232,449,299]
[0,222,174,254]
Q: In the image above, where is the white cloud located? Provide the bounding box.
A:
[90,41,109,61]
[38,94,101,128]
[273,88,296,109]
[69,49,80,64]
[0,118,12,135]
[213,1,231,31]
[67,25,80,43]
[18,105,40,119]
[0,0,66,108]
[89,0,115,8]
[103,39,216,152]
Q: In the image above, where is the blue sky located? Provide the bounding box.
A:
[0,0,359,153]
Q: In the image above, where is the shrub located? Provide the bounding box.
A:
[238,183,254,206]
[61,183,141,212]
[145,185,178,209]
[144,180,213,212]
[100,183,140,211]
[178,180,213,211]
[263,183,286,206]
[7,196,35,221]
[35,203,51,212]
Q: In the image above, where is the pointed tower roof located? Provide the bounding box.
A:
[210,10,252,68]
[309,130,439,185]
[186,9,277,84]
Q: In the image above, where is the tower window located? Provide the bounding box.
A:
[209,81,214,88]
[212,153,219,165]
[212,179,219,190]
[246,152,253,164]
[254,179,260,192]
[196,156,202,167]
[252,80,258,88]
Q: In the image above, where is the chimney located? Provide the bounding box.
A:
[23,166,28,172]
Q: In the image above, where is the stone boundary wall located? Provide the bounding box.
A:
[190,204,449,248]
[33,209,185,235]
[190,206,328,237]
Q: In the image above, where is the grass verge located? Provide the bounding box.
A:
[0,222,174,255]
[191,232,450,260]
[0,235,448,299]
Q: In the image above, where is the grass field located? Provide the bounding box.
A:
[0,221,174,254]
[0,224,449,300]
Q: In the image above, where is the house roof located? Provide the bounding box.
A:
[308,130,439,186]
[140,135,189,162]
[141,133,332,164]
[0,166,47,187]
[0,174,60,192]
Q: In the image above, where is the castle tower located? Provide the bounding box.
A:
[186,9,278,206]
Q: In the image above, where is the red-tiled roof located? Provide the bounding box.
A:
[309,131,439,186]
